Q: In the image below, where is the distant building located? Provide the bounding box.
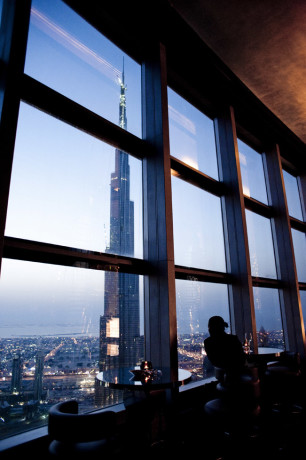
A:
[11,354,22,395]
[33,351,45,402]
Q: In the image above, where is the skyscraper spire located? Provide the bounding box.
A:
[119,57,127,130]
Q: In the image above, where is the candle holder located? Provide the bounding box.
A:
[141,360,152,371]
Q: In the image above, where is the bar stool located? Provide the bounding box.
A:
[203,367,262,458]
[263,351,302,411]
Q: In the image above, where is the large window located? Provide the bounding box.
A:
[0,258,144,439]
[238,139,268,204]
[5,103,143,257]
[0,0,144,441]
[171,176,226,272]
[176,279,229,380]
[292,229,306,282]
[245,210,277,279]
[25,0,141,138]
[168,87,219,180]
[253,287,284,350]
[283,169,303,221]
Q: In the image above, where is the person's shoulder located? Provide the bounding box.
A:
[204,336,211,345]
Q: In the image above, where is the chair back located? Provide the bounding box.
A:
[48,400,116,443]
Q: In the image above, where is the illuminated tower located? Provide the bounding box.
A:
[99,61,140,392]
[11,354,22,394]
[33,351,45,402]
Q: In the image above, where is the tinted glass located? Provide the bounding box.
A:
[246,210,277,279]
[176,279,229,380]
[168,88,219,180]
[172,176,226,272]
[5,103,143,258]
[283,170,303,220]
[300,290,306,329]
[0,0,3,27]
[253,287,284,350]
[292,229,306,282]
[0,258,144,439]
[25,0,141,137]
[238,139,268,204]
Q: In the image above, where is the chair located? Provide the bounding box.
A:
[48,400,118,457]
[263,351,303,412]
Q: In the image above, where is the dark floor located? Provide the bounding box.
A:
[144,382,306,459]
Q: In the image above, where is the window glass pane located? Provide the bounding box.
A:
[283,170,303,220]
[176,279,229,380]
[0,259,144,439]
[253,287,285,350]
[292,229,306,282]
[172,176,226,272]
[300,290,306,330]
[168,88,219,180]
[238,139,268,204]
[5,103,143,258]
[0,1,3,28]
[25,0,141,137]
[246,210,277,279]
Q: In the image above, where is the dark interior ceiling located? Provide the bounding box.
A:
[168,0,306,146]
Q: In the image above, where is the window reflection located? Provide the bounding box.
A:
[238,139,268,204]
[168,88,219,180]
[25,0,141,137]
[283,170,303,221]
[253,287,284,350]
[172,176,226,272]
[246,210,277,279]
[292,229,306,282]
[176,279,229,380]
[5,103,143,258]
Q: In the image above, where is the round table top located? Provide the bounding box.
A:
[96,367,192,390]
[257,347,284,356]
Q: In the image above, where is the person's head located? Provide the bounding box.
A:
[208,316,229,336]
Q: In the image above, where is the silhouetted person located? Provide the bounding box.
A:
[204,316,246,381]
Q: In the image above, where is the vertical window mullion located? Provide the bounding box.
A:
[142,42,177,371]
[214,106,257,348]
[0,0,31,271]
[263,144,305,357]
[297,174,306,223]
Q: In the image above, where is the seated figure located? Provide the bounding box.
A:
[204,315,246,383]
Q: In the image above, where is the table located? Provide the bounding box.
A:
[246,347,285,377]
[257,347,284,356]
[96,367,192,446]
[96,367,192,391]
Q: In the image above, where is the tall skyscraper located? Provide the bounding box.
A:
[98,63,141,406]
[33,351,45,402]
[11,354,22,394]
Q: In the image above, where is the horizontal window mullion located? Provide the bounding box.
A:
[175,264,231,284]
[290,216,306,232]
[251,276,283,288]
[21,74,149,161]
[3,236,149,275]
[244,195,272,218]
[170,156,225,197]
